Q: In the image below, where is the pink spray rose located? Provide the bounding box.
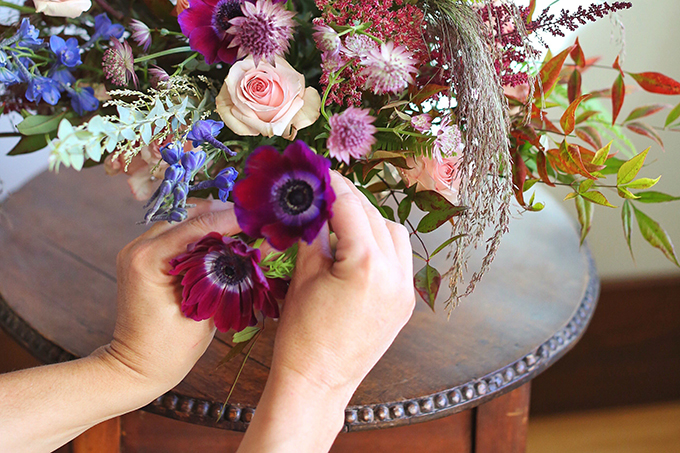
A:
[400,155,462,205]
[216,56,321,140]
[33,0,91,18]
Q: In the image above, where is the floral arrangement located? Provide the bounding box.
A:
[2,0,680,344]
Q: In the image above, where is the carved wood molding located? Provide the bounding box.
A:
[0,253,599,433]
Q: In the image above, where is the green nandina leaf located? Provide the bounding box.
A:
[17,112,66,136]
[621,200,634,259]
[431,234,466,258]
[623,104,669,123]
[578,179,595,193]
[7,134,49,156]
[581,191,616,208]
[635,191,680,203]
[623,177,661,190]
[592,141,613,166]
[416,211,452,233]
[632,205,680,266]
[379,205,395,221]
[414,264,441,311]
[665,101,680,128]
[233,326,260,343]
[575,195,594,245]
[397,195,412,224]
[617,187,640,200]
[617,147,650,186]
[356,186,380,207]
[413,190,458,213]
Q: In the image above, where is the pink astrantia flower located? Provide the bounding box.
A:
[411,114,432,133]
[360,41,417,95]
[327,107,377,164]
[102,39,138,87]
[129,19,152,52]
[342,34,377,59]
[169,233,282,333]
[227,0,296,66]
[432,116,464,162]
[312,23,341,56]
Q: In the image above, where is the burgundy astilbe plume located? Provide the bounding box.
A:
[527,2,633,37]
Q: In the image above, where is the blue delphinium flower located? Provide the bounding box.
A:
[47,65,76,86]
[85,13,125,46]
[50,36,82,68]
[186,120,235,156]
[66,86,99,115]
[0,51,18,85]
[25,76,61,105]
[16,18,42,48]
[160,142,183,165]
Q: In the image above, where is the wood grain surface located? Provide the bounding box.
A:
[0,168,598,432]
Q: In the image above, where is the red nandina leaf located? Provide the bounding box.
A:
[570,38,586,67]
[411,84,450,104]
[562,141,597,179]
[577,145,607,173]
[568,70,582,104]
[630,72,680,95]
[561,94,592,135]
[531,105,562,134]
[575,127,603,150]
[575,110,599,124]
[612,56,624,77]
[527,0,537,22]
[512,150,529,207]
[512,125,544,150]
[535,45,575,99]
[414,264,441,311]
[536,151,555,187]
[612,74,625,126]
[626,122,665,150]
[623,104,670,123]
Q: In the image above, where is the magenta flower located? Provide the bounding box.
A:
[360,41,417,95]
[102,40,138,87]
[169,233,281,333]
[327,107,376,164]
[233,141,335,251]
[227,0,296,66]
[178,0,242,65]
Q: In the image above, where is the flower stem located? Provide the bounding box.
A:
[0,0,35,13]
[376,127,429,139]
[136,46,193,63]
[93,0,124,20]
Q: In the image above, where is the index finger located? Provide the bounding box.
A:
[328,172,377,256]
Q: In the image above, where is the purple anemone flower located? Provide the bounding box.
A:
[233,141,335,251]
[178,0,243,65]
[169,232,281,333]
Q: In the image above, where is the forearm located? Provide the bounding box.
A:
[0,346,167,453]
[237,366,352,453]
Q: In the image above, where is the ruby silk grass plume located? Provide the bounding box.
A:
[422,0,533,312]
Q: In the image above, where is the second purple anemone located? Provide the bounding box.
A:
[169,233,281,333]
[178,0,243,65]
[233,141,335,251]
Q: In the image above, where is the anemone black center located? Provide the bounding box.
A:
[213,0,243,32]
[213,253,249,286]
[278,179,314,215]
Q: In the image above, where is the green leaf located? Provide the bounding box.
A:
[17,112,67,136]
[635,191,680,203]
[578,179,594,193]
[581,191,617,208]
[621,200,634,259]
[665,101,680,128]
[592,141,613,166]
[575,195,594,245]
[397,195,412,224]
[430,234,466,258]
[413,191,467,232]
[6,134,48,156]
[617,147,650,186]
[617,187,640,200]
[233,326,260,343]
[216,341,250,370]
[632,205,680,266]
[622,176,661,190]
[414,264,441,311]
[564,192,578,201]
[416,211,451,233]
[379,205,395,221]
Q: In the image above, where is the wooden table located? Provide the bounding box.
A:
[0,168,598,452]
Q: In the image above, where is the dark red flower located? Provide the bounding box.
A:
[233,141,335,251]
[169,232,280,332]
[178,0,242,65]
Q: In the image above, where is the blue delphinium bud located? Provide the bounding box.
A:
[214,167,239,202]
[160,142,183,165]
[86,14,124,46]
[68,86,99,116]
[49,36,82,68]
[26,76,61,105]
[48,66,76,86]
[181,150,207,177]
[0,52,18,85]
[16,18,42,48]
[164,163,186,184]
[186,120,224,147]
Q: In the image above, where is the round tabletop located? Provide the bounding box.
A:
[0,167,598,432]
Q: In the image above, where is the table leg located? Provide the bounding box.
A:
[474,383,531,453]
[72,417,121,453]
